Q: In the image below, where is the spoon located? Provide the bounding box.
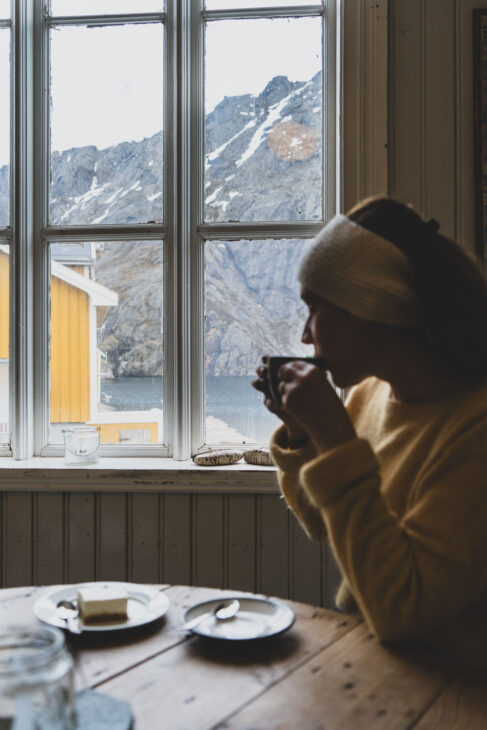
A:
[180,598,240,632]
[56,599,82,634]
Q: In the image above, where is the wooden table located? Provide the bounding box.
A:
[0,584,486,729]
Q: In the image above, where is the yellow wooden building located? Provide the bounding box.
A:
[0,247,162,444]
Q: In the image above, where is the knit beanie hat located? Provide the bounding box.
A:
[298,214,421,326]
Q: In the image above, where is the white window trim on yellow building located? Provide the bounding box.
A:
[0,0,387,474]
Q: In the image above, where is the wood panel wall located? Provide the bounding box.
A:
[389,0,487,262]
[0,491,342,609]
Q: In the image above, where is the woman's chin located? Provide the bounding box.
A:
[328,367,361,389]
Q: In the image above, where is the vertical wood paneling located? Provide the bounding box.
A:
[289,519,323,606]
[423,0,456,231]
[33,493,64,585]
[256,494,289,600]
[0,491,330,607]
[456,0,487,255]
[129,493,161,583]
[97,494,128,581]
[225,495,256,592]
[389,0,424,209]
[162,494,192,585]
[2,493,33,587]
[193,494,224,589]
[66,493,96,583]
[323,543,342,610]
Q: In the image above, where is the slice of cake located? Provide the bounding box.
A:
[77,584,128,623]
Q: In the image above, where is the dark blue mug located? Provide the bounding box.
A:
[264,356,327,406]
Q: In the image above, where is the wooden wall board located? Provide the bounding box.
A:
[256,493,289,600]
[96,493,128,581]
[225,495,256,592]
[289,518,323,607]
[192,493,224,589]
[2,493,33,587]
[66,493,96,584]
[128,493,160,584]
[161,494,192,586]
[33,493,64,585]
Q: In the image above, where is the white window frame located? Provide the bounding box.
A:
[4,0,339,461]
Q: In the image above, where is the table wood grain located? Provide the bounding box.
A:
[0,585,485,729]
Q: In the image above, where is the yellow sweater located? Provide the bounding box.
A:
[270,376,487,669]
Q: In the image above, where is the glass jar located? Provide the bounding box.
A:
[62,425,101,464]
[0,625,74,729]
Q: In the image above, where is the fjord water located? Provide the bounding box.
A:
[100,375,280,444]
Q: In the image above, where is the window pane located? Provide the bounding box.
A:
[205,239,311,445]
[0,1,9,19]
[50,24,163,225]
[0,243,9,443]
[206,1,317,8]
[0,29,9,227]
[205,17,322,222]
[50,1,164,15]
[49,241,164,446]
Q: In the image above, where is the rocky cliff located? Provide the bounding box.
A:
[0,73,323,376]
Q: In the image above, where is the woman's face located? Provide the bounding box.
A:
[300,288,375,388]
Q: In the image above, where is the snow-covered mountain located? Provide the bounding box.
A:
[0,73,323,376]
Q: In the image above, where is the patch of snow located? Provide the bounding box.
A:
[206,186,222,205]
[235,92,293,168]
[148,191,162,202]
[105,187,124,205]
[93,210,109,224]
[206,119,257,166]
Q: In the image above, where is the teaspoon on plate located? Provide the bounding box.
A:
[179,598,240,632]
[56,599,82,634]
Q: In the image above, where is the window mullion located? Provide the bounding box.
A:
[189,0,205,454]
[324,0,337,220]
[33,0,50,455]
[10,0,35,459]
[170,0,193,460]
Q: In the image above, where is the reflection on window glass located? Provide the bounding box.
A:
[205,17,322,223]
[206,0,316,8]
[49,241,164,446]
[0,243,8,443]
[204,239,312,445]
[0,29,9,227]
[50,24,163,225]
[50,0,163,15]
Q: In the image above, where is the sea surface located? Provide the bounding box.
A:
[100,375,280,443]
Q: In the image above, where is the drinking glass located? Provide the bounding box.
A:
[0,625,74,729]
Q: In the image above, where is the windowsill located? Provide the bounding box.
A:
[0,456,278,493]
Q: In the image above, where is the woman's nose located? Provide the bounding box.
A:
[301,318,313,344]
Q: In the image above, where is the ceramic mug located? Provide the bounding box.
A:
[264,356,327,406]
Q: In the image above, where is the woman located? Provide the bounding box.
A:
[253,197,487,669]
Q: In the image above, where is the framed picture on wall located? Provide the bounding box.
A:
[473,9,487,265]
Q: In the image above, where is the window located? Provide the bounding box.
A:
[2,0,337,460]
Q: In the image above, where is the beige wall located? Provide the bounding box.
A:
[389,0,487,262]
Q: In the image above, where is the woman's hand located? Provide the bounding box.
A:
[277,360,356,454]
[252,356,309,444]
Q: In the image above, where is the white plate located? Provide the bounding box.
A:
[33,582,170,633]
[182,597,295,641]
